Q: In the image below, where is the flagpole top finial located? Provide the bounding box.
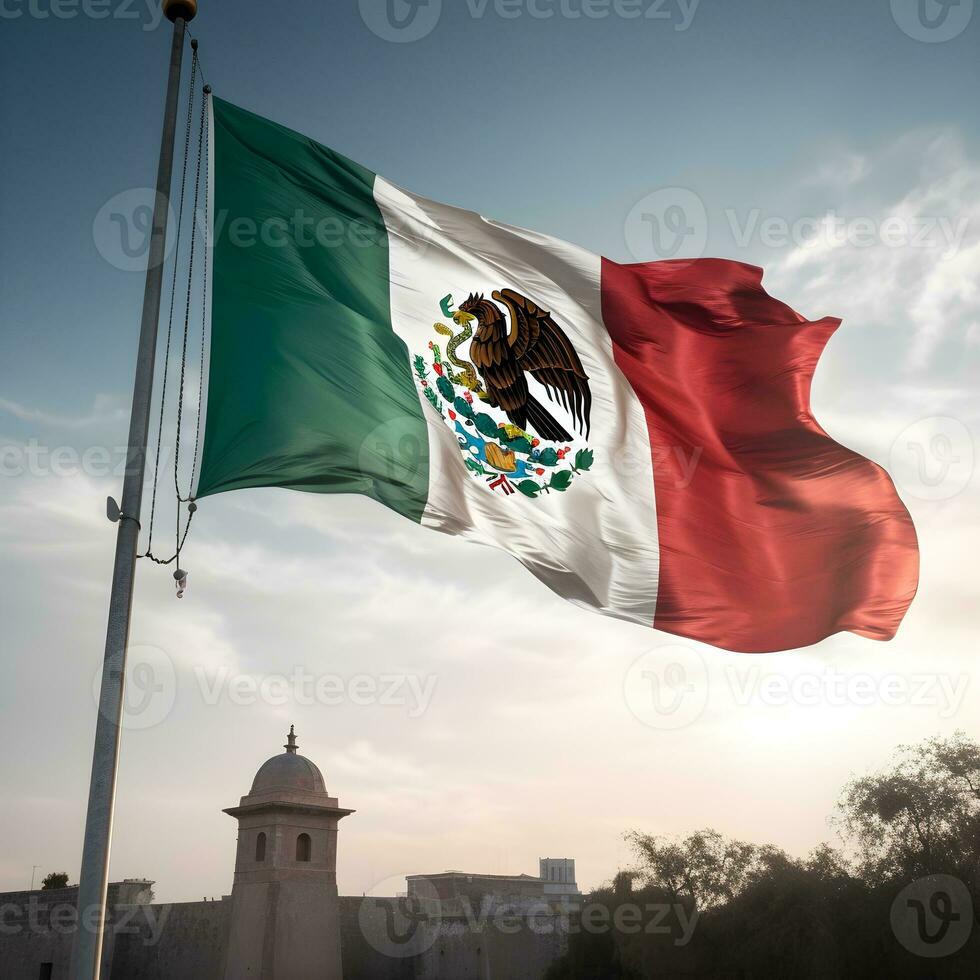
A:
[163,0,198,23]
[284,725,298,754]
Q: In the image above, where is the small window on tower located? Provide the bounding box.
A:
[296,833,312,862]
[255,832,267,862]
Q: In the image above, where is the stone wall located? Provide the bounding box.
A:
[1,888,565,979]
[110,900,230,979]
[0,907,75,980]
[0,881,154,980]
[339,896,568,980]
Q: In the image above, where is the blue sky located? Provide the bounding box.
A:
[3,0,978,406]
[1,0,978,902]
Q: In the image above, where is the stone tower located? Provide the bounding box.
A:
[539,857,580,897]
[222,726,353,979]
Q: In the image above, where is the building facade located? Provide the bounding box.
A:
[539,858,580,898]
[0,731,571,979]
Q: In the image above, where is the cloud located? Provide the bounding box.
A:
[0,392,128,430]
[767,129,980,377]
[802,150,870,189]
[0,469,110,563]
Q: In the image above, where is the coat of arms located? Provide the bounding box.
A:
[413,289,595,497]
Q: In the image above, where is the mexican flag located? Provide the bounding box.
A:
[194,97,919,654]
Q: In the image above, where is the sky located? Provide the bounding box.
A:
[1,0,978,903]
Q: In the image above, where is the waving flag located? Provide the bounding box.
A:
[194,97,918,653]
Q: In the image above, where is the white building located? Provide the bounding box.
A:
[539,858,580,898]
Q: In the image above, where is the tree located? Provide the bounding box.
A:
[837,731,980,905]
[548,736,980,979]
[625,828,765,910]
[40,872,70,890]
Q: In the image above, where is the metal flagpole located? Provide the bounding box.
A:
[70,2,198,977]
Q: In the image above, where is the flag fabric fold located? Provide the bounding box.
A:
[194,96,918,653]
[601,258,918,651]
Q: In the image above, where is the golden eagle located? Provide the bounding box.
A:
[456,289,591,443]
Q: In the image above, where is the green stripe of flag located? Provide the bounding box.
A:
[195,98,429,521]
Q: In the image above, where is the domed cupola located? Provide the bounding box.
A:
[249,725,327,796]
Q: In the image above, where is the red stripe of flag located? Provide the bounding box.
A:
[601,257,919,653]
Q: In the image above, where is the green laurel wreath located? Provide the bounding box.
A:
[516,447,595,497]
[414,344,594,496]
